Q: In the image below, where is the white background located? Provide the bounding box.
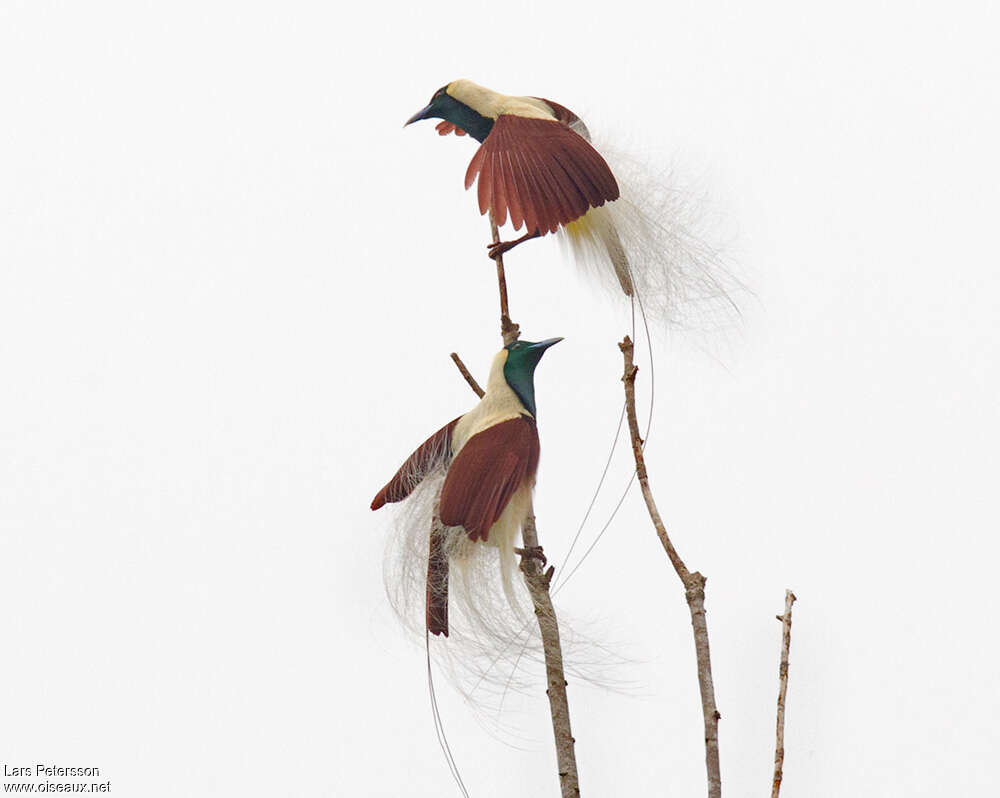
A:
[2,1,998,795]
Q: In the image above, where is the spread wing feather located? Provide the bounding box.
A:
[464,115,619,236]
[502,151,525,231]
[370,417,461,510]
[439,417,540,542]
[514,146,543,235]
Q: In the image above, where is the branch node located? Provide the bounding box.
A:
[515,545,547,567]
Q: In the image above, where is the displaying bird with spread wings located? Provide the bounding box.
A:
[371,337,561,637]
[406,79,635,296]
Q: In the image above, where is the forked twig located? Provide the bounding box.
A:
[771,590,797,798]
[619,334,722,798]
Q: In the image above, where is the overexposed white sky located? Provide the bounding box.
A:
[2,2,998,796]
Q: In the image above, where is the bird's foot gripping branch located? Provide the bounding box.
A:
[513,544,547,567]
[488,230,541,261]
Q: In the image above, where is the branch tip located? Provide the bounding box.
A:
[449,352,485,398]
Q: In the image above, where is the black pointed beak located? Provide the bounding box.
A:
[530,337,564,352]
[522,337,564,367]
[404,103,434,127]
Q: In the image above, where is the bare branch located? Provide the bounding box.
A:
[519,508,579,798]
[771,590,797,798]
[619,334,722,798]
[489,214,520,346]
[449,352,485,398]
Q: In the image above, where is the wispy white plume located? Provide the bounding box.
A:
[558,139,744,332]
[381,467,631,731]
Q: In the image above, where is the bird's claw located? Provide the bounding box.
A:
[514,546,547,566]
[487,230,541,260]
[487,240,516,260]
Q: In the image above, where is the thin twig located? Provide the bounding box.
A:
[449,353,485,398]
[771,590,797,798]
[489,214,520,346]
[619,335,722,798]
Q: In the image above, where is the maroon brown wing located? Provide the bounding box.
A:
[439,417,540,542]
[534,97,591,140]
[464,114,619,236]
[370,417,461,510]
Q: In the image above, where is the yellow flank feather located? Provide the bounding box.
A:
[563,207,634,295]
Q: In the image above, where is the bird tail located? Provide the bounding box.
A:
[379,470,632,729]
[426,521,450,636]
[382,471,531,660]
[562,206,634,296]
[556,141,742,330]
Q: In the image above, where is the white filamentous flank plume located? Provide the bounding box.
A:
[382,467,630,734]
[558,139,742,332]
[383,471,536,687]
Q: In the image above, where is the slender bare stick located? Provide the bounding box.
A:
[771,590,797,798]
[489,214,520,346]
[520,507,579,798]
[619,335,722,798]
[449,352,485,398]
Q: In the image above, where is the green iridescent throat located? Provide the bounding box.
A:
[502,339,557,417]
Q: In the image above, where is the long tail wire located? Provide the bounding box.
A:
[555,284,655,591]
[427,631,471,798]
